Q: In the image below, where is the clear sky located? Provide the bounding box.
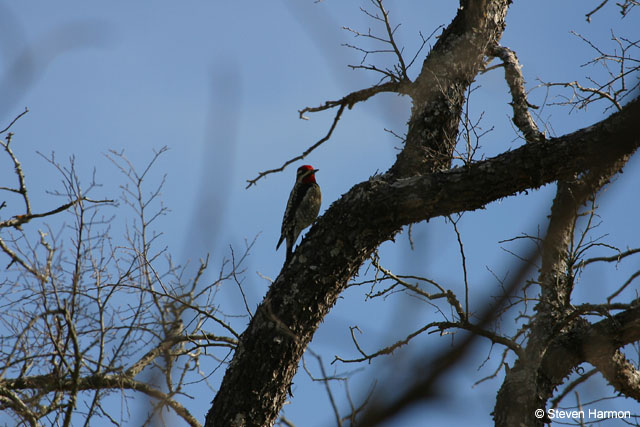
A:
[2,1,639,426]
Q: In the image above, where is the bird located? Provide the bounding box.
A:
[276,165,322,262]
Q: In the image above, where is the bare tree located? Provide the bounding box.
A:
[0,125,245,426]
[208,1,640,426]
[1,1,639,427]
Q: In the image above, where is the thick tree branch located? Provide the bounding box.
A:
[0,385,40,427]
[391,0,511,176]
[541,304,640,392]
[372,96,639,227]
[488,44,544,143]
[494,101,638,426]
[589,349,640,401]
[2,373,201,427]
[208,88,640,427]
[208,0,639,422]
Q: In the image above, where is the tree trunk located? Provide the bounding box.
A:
[206,0,640,424]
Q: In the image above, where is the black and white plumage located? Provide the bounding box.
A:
[276,165,321,262]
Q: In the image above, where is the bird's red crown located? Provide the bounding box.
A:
[298,165,318,184]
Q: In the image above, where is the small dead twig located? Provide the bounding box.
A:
[0,108,29,134]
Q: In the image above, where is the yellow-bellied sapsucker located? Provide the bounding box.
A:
[276,165,321,262]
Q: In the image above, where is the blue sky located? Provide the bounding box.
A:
[2,1,639,426]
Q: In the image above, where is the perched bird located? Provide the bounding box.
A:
[277,165,322,262]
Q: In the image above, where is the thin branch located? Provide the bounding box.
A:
[342,380,376,425]
[305,349,343,427]
[0,237,45,280]
[0,132,32,215]
[542,80,623,111]
[299,81,405,119]
[585,0,609,22]
[245,103,345,189]
[2,374,202,427]
[252,81,406,189]
[607,269,640,302]
[0,196,113,230]
[473,348,510,386]
[356,240,538,427]
[333,323,433,364]
[537,31,640,113]
[334,317,522,365]
[580,247,640,267]
[0,107,29,134]
[372,0,408,80]
[407,28,442,70]
[368,256,465,318]
[0,385,41,427]
[278,416,296,427]
[550,368,597,408]
[448,214,470,317]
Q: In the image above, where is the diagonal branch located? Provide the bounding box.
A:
[298,81,407,118]
[376,96,639,228]
[488,44,544,143]
[211,61,640,427]
[245,103,344,189]
[370,0,408,80]
[0,385,41,427]
[0,196,113,230]
[1,132,32,215]
[356,241,538,427]
[246,80,408,189]
[2,373,201,427]
[125,333,237,379]
[541,304,640,392]
[209,0,638,421]
[589,348,640,401]
[342,0,429,83]
[0,108,29,135]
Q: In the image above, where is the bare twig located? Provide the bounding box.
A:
[550,369,597,408]
[245,103,345,189]
[580,247,640,267]
[585,0,609,22]
[538,31,639,113]
[586,0,639,20]
[356,240,539,427]
[0,108,29,134]
[0,196,113,229]
[304,349,344,426]
[0,146,244,426]
[448,214,470,317]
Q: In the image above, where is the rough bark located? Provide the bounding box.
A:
[392,0,510,176]
[206,94,640,427]
[541,304,640,395]
[493,304,640,426]
[493,117,639,427]
[206,0,640,424]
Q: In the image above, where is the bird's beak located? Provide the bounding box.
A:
[313,169,319,173]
